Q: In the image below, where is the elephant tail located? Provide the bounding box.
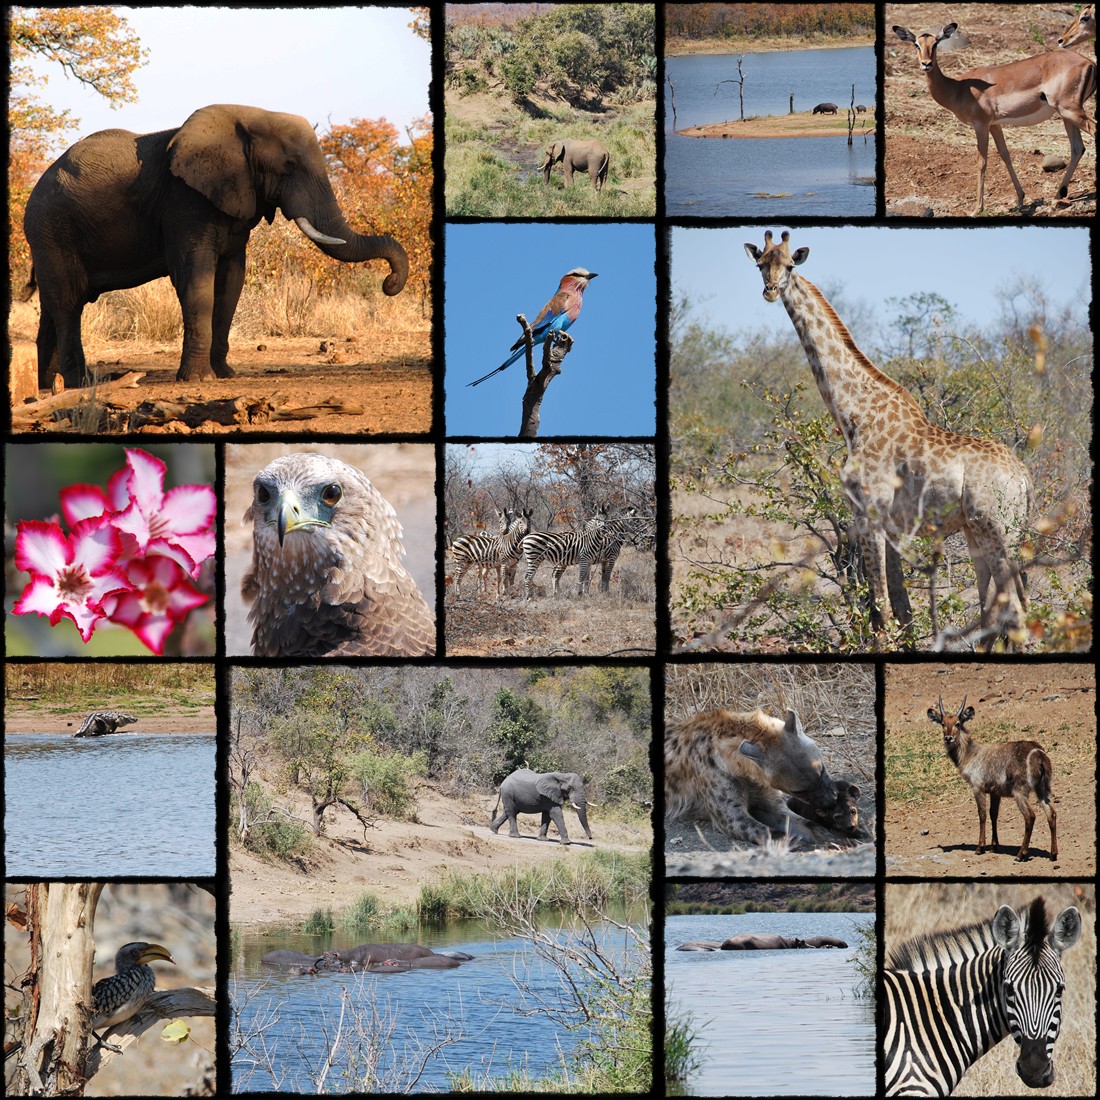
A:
[19,266,37,302]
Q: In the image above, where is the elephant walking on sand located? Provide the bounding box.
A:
[22,104,408,388]
[489,768,592,844]
[541,139,610,192]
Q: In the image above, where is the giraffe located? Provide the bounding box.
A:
[743,230,1032,649]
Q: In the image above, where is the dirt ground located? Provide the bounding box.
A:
[9,308,432,435]
[5,708,213,734]
[230,777,651,926]
[884,4,1097,217]
[884,662,1096,877]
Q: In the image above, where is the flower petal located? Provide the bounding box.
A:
[15,521,71,577]
[60,484,109,527]
[124,448,167,516]
[70,518,124,576]
[159,484,217,536]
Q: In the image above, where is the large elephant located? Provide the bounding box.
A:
[541,139,610,192]
[489,768,592,844]
[22,104,408,388]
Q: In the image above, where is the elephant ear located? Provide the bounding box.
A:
[535,774,566,800]
[168,105,258,220]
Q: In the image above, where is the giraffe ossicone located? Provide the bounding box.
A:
[744,230,1032,650]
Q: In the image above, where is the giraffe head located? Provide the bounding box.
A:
[744,230,809,302]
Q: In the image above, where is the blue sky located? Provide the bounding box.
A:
[21,7,430,147]
[673,226,1093,339]
[445,224,658,437]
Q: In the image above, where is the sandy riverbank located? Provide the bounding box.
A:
[667,35,874,56]
[4,709,215,734]
[677,110,873,139]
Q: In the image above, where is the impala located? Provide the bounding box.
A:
[1059,4,1095,50]
[893,22,1096,214]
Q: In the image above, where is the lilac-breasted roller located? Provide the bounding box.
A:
[468,267,599,387]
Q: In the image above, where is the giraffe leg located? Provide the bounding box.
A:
[856,520,892,637]
[884,540,913,641]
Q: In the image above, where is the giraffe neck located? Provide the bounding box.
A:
[780,272,920,445]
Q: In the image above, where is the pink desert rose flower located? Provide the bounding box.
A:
[13,448,215,653]
[101,553,209,656]
[13,519,133,642]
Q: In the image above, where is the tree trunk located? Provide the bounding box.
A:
[12,883,103,1095]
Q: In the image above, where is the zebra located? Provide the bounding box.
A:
[519,506,609,600]
[580,507,656,595]
[450,509,531,597]
[75,712,138,737]
[884,896,1081,1096]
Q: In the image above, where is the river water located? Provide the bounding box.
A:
[4,733,215,877]
[231,918,646,1092]
[665,47,875,216]
[666,911,875,1095]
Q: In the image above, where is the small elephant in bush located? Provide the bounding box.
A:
[489,768,592,844]
[540,139,610,192]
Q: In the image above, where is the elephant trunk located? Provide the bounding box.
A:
[541,157,552,183]
[572,801,593,839]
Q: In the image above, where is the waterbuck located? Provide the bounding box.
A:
[927,696,1058,861]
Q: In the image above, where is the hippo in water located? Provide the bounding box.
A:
[331,943,474,969]
[676,934,848,950]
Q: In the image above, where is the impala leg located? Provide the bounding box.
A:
[1055,120,1086,202]
[974,789,988,853]
[972,123,991,214]
[988,123,1027,209]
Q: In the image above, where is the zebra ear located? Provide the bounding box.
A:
[1050,907,1082,954]
[991,905,1023,953]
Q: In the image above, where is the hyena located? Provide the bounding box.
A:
[665,708,845,847]
[786,779,868,839]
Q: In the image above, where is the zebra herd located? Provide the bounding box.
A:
[884,897,1081,1096]
[449,505,655,601]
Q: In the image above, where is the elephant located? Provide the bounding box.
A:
[489,768,592,844]
[812,102,839,115]
[540,139,610,192]
[22,104,408,389]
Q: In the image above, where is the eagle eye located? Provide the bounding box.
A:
[322,483,342,506]
[256,484,271,505]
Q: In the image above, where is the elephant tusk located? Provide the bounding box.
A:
[295,216,346,246]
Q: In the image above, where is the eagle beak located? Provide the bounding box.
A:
[138,943,175,966]
[276,489,331,546]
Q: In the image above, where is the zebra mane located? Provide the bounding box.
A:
[1023,896,1050,961]
[887,917,999,972]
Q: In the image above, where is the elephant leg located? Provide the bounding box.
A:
[563,162,574,186]
[173,253,219,382]
[547,804,570,844]
[488,810,506,833]
[34,309,61,387]
[538,810,551,838]
[52,305,89,389]
[209,250,245,379]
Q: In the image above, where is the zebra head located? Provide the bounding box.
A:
[992,898,1082,1089]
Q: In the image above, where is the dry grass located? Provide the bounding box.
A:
[7,662,215,710]
[885,883,1096,1097]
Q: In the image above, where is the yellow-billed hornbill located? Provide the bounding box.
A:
[91,942,175,1048]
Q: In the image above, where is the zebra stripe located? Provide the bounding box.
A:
[580,507,656,594]
[520,507,608,600]
[451,509,531,596]
[884,898,1081,1097]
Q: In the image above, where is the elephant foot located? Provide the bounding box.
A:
[213,362,236,379]
[561,839,571,845]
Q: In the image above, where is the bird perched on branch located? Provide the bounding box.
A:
[242,453,435,657]
[468,267,598,387]
[92,941,175,1048]
[74,712,137,737]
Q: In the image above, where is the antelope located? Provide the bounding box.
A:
[1059,4,1095,50]
[927,696,1058,861]
[892,23,1096,214]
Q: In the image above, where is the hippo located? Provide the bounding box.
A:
[675,941,722,951]
[721,934,809,950]
[804,936,848,948]
[812,102,839,115]
[856,104,868,113]
[331,943,474,969]
[261,949,326,971]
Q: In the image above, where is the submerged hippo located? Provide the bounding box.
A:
[676,934,848,951]
[330,943,475,970]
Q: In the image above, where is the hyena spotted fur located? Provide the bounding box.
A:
[665,708,854,847]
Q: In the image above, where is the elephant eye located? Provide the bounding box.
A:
[256,484,271,505]
[322,483,342,506]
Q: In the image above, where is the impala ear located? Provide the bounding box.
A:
[938,23,958,42]
[892,26,916,44]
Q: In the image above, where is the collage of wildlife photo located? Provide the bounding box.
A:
[3,3,1097,1096]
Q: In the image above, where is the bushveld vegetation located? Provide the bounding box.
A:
[229,665,651,861]
[7,662,215,713]
[666,3,874,45]
[670,285,1093,653]
[8,8,432,341]
[445,4,655,216]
